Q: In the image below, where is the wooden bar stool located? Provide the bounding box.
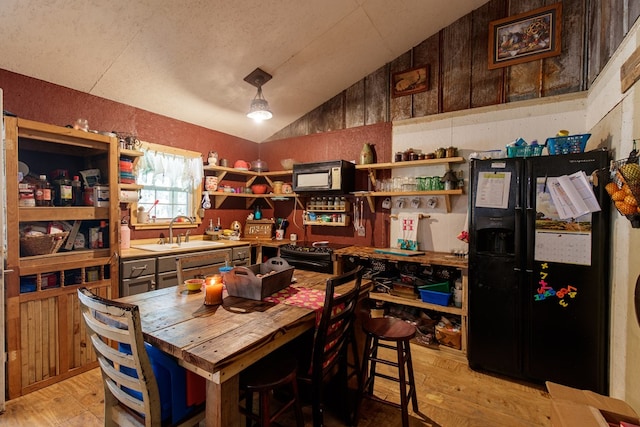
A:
[361,317,419,427]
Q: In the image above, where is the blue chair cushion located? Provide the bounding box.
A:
[118,343,193,424]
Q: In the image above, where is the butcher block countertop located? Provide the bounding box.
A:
[333,245,468,269]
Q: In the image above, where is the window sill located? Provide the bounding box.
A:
[131,221,200,231]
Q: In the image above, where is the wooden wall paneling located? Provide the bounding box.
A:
[7,294,20,398]
[365,64,390,125]
[412,33,441,116]
[505,0,545,102]
[20,302,32,387]
[471,0,507,108]
[630,0,640,29]
[389,52,413,121]
[48,298,57,379]
[345,80,365,128]
[441,14,473,112]
[307,105,325,134]
[543,0,586,95]
[58,289,70,375]
[321,93,346,132]
[587,0,602,85]
[606,0,626,64]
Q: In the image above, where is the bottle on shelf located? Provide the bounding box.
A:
[53,170,72,206]
[35,175,53,207]
[71,175,83,206]
[120,219,131,250]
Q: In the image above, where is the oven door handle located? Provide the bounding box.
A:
[281,258,330,270]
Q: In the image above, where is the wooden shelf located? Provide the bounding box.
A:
[119,183,144,191]
[212,192,302,209]
[18,251,113,273]
[119,148,144,157]
[353,189,464,212]
[204,166,301,209]
[19,206,110,221]
[354,158,465,212]
[369,292,464,316]
[355,157,465,170]
[303,219,350,227]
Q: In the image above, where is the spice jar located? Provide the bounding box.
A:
[446,146,458,157]
[435,147,446,158]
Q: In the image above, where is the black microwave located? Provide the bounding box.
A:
[292,160,355,193]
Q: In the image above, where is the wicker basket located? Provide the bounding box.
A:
[20,232,69,256]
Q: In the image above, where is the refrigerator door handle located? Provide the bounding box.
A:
[514,159,523,271]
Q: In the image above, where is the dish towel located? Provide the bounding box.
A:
[396,212,420,250]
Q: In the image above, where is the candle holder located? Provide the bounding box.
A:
[204,274,223,305]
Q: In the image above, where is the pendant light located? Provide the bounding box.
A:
[244,68,273,121]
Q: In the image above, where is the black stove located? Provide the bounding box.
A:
[279,242,351,273]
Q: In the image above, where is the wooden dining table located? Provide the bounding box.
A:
[117,269,336,427]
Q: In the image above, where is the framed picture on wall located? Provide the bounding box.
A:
[488,2,562,69]
[391,66,429,97]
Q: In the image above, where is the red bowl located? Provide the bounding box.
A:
[251,184,268,194]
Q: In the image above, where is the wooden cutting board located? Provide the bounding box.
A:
[374,248,424,256]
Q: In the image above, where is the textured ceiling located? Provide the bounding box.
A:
[0,0,487,142]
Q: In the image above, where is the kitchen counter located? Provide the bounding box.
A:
[121,237,252,259]
[333,245,468,270]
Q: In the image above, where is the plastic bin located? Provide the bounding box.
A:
[419,281,450,293]
[506,145,545,158]
[418,289,451,306]
[546,134,590,155]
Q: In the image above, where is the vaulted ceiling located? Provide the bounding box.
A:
[0,0,487,142]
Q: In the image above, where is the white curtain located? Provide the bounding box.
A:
[137,148,203,191]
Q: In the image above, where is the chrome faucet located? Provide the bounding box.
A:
[169,215,194,245]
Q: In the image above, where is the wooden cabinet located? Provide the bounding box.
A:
[203,165,302,209]
[355,157,465,212]
[120,245,249,296]
[334,247,468,354]
[4,116,119,398]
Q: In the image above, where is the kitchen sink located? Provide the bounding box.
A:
[131,240,225,252]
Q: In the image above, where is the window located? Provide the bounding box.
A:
[130,142,203,228]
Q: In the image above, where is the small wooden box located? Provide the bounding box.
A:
[244,219,274,239]
[225,257,294,300]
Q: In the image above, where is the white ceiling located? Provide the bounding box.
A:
[0,0,487,142]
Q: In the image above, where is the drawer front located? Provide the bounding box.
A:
[157,271,179,289]
[121,258,156,279]
[162,263,227,288]
[157,248,232,273]
[157,254,180,273]
[121,275,155,296]
[232,245,251,262]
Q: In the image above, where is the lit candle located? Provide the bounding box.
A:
[204,275,223,305]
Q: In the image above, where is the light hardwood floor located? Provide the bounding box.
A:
[0,344,551,426]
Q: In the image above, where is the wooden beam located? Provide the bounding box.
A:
[621,44,640,93]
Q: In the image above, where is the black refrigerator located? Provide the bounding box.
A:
[468,149,610,394]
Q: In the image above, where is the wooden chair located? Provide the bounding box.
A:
[297,265,364,427]
[239,350,304,427]
[77,287,205,427]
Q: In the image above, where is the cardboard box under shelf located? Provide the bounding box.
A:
[224,257,293,300]
[547,381,639,427]
[435,323,461,350]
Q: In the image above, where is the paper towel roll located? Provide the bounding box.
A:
[120,190,139,203]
